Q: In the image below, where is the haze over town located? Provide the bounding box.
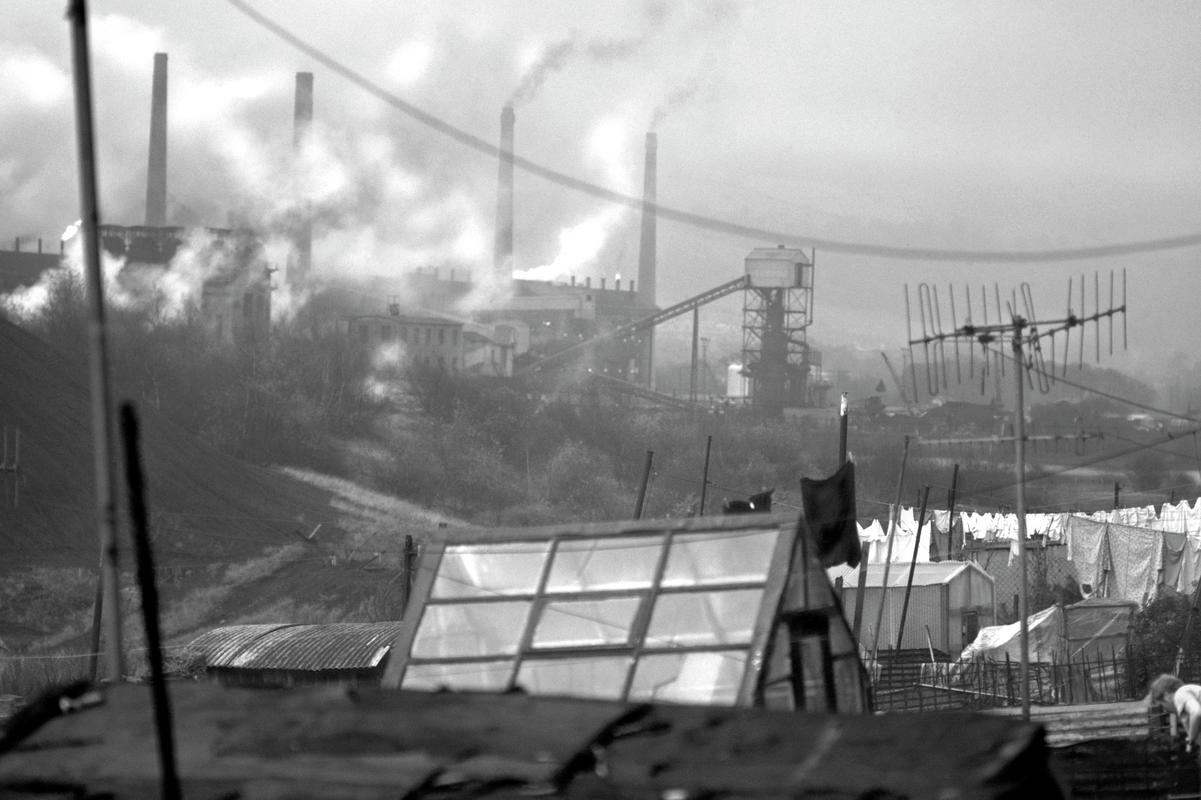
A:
[3,1,1199,384]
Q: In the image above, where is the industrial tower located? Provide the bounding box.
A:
[740,246,819,418]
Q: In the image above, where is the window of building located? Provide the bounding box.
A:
[359,324,370,343]
[451,357,458,370]
[381,325,393,341]
[438,355,445,370]
[452,329,459,345]
[425,328,431,345]
[400,327,408,343]
[439,328,446,345]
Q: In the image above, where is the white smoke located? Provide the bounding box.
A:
[1,227,126,319]
[515,117,635,284]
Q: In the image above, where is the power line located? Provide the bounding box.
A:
[224,0,1201,264]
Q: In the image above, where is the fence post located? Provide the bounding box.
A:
[1071,648,1080,706]
[1005,652,1014,706]
[1034,655,1043,704]
[1050,651,1058,704]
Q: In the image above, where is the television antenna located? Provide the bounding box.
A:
[905,271,1127,721]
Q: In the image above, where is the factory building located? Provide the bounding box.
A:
[344,310,464,372]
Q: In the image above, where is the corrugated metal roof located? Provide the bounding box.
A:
[829,560,993,589]
[190,622,405,671]
[187,623,296,668]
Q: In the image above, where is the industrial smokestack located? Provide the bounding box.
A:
[637,131,657,309]
[494,106,515,282]
[636,132,657,388]
[144,53,168,227]
[293,72,314,282]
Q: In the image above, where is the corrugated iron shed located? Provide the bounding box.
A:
[190,622,404,672]
[829,559,991,588]
[186,623,296,668]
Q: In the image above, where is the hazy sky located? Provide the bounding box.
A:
[4,1,1199,379]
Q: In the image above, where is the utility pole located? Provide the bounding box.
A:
[906,277,1126,721]
[68,0,123,683]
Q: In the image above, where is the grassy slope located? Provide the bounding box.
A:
[0,317,350,567]
[0,316,470,679]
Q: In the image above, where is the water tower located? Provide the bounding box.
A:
[741,246,819,418]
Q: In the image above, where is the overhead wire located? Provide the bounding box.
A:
[224,0,1201,264]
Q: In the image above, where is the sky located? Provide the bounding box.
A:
[3,1,1199,384]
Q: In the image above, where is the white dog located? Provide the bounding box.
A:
[1173,684,1201,751]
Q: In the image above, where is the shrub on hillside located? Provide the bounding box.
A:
[545,441,627,520]
[1130,587,1201,676]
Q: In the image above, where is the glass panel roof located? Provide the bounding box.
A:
[401,525,796,706]
[628,651,746,705]
[546,536,663,592]
[645,589,763,647]
[661,530,779,587]
[515,656,631,700]
[533,597,640,648]
[411,602,531,658]
[432,542,550,598]
[402,661,513,692]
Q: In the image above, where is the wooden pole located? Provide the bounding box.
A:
[633,449,654,519]
[838,392,849,465]
[869,436,910,659]
[947,463,960,560]
[119,404,181,800]
[698,435,712,516]
[68,0,123,683]
[896,485,931,652]
[400,535,415,617]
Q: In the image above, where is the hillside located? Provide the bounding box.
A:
[0,317,355,568]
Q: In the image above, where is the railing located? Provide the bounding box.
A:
[872,648,1151,713]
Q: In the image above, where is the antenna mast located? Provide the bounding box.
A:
[905,274,1127,721]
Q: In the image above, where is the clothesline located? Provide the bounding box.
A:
[852,499,1201,607]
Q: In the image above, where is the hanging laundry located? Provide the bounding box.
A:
[1066,516,1111,599]
[1106,522,1163,606]
[1183,534,1201,597]
[1153,501,1189,535]
[1025,513,1067,543]
[857,518,887,563]
[1163,531,1187,595]
[800,460,861,568]
[1187,498,1201,535]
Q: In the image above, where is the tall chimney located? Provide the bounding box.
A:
[144,53,168,226]
[293,72,314,282]
[637,132,657,388]
[637,131,657,309]
[494,106,515,282]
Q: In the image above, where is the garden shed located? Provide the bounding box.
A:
[829,560,996,655]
